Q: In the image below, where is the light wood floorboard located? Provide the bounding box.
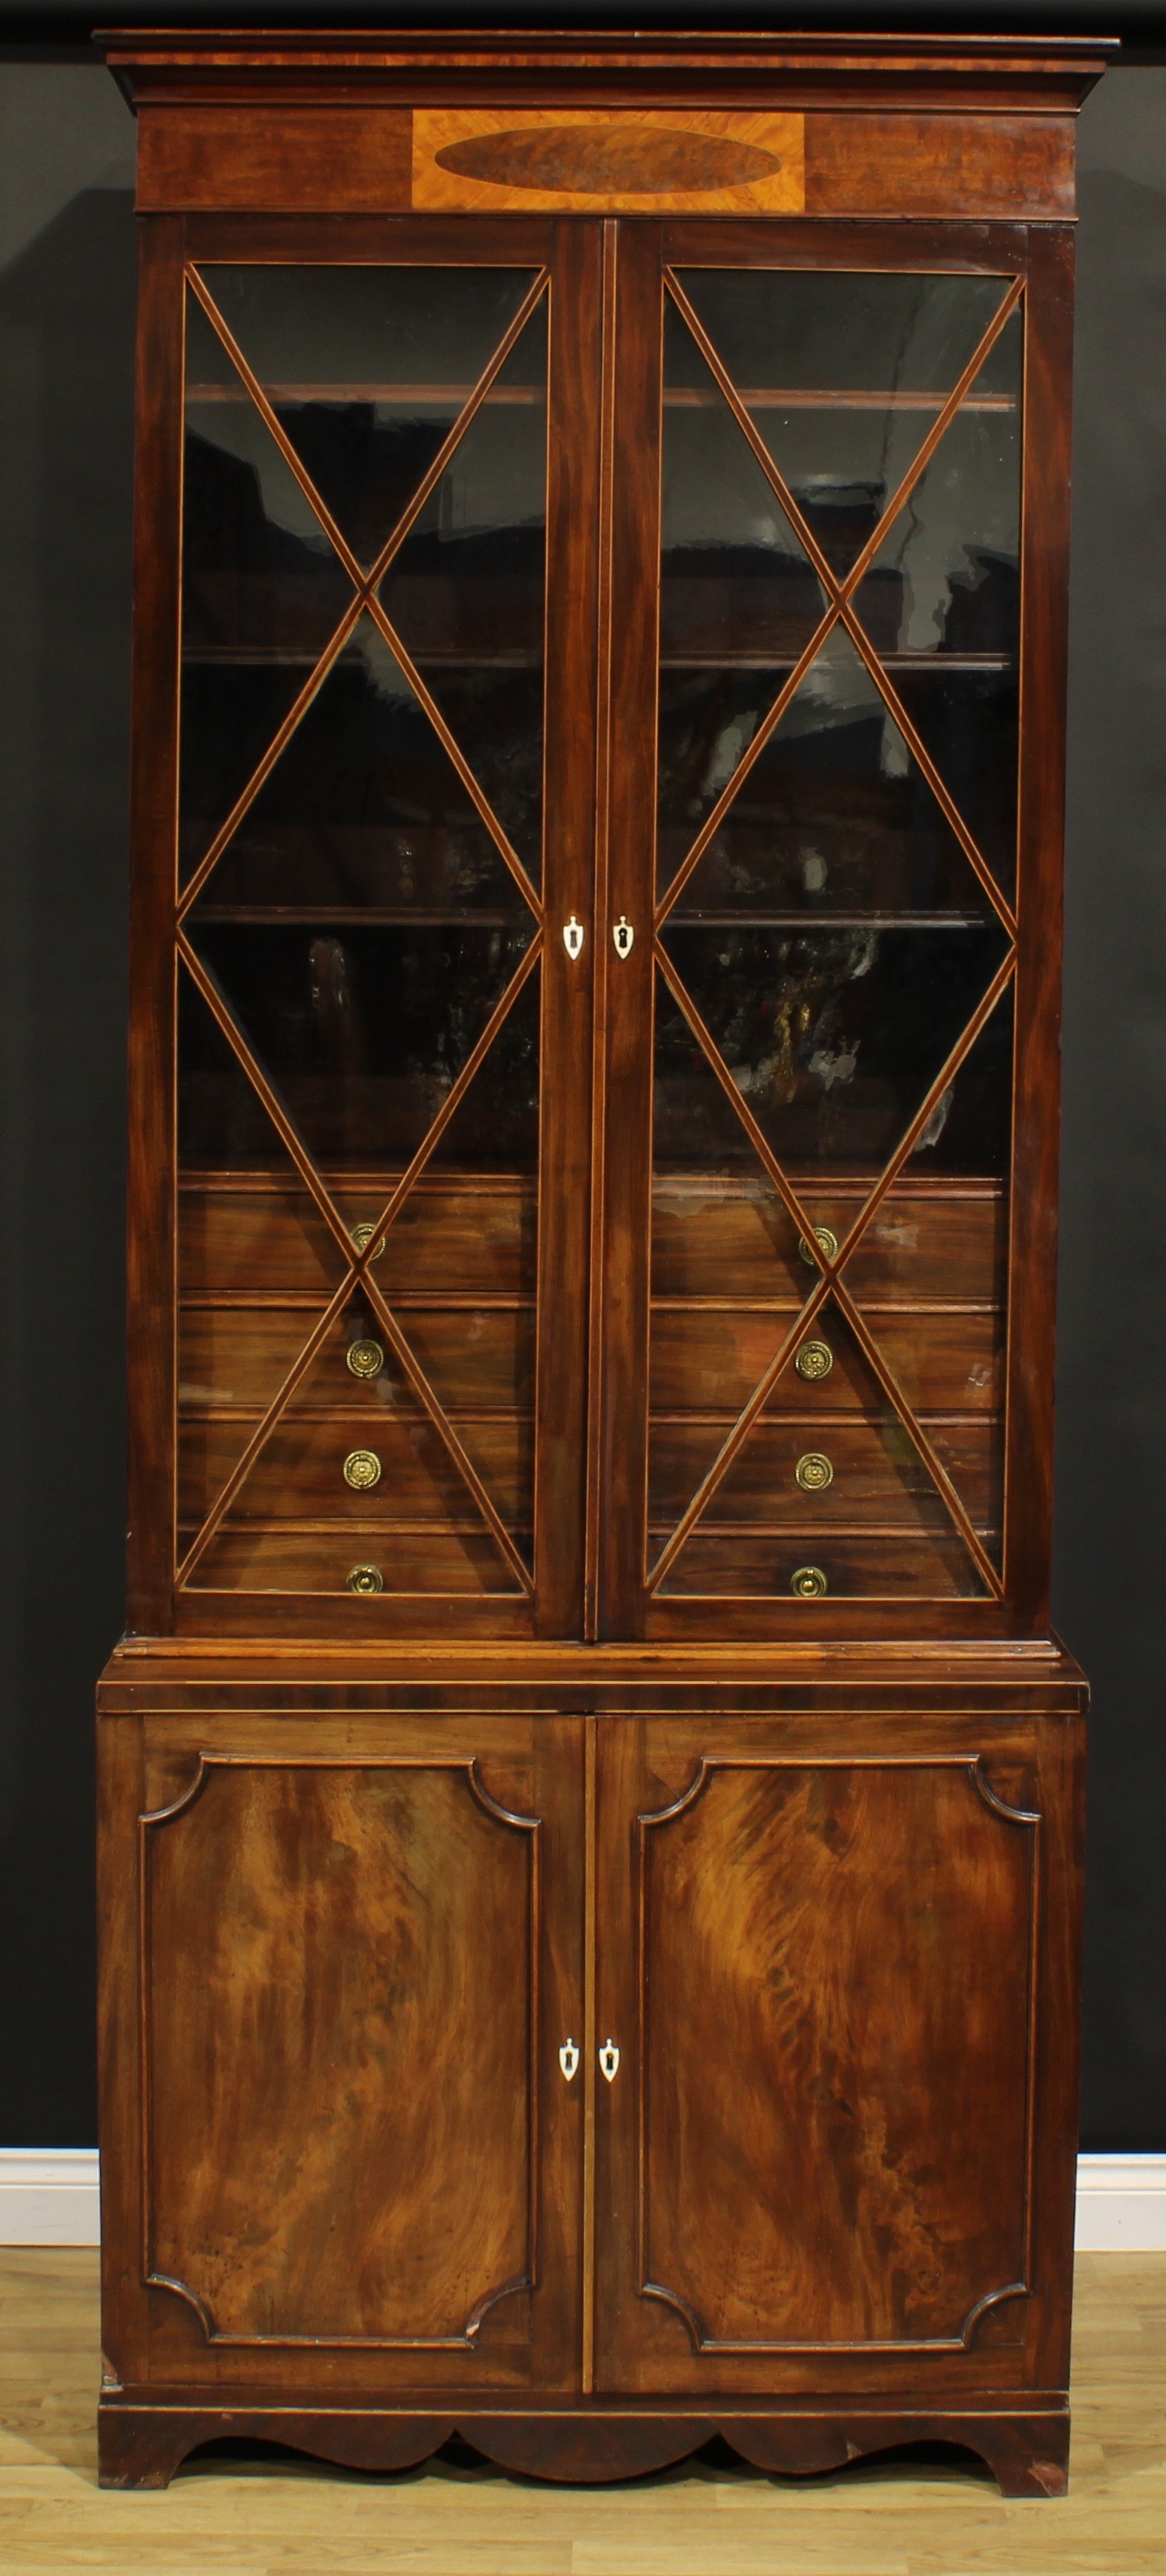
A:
[0,2251,1163,2571]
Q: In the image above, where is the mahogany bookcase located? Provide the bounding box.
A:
[93,27,1111,2493]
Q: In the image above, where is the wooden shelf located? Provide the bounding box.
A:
[662,910,990,929]
[665,387,1016,412]
[190,907,528,925]
[187,378,1011,413]
[660,653,1012,673]
[188,381,543,405]
[182,647,542,668]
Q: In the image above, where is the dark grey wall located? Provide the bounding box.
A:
[1058,67,1166,2150]
[0,57,1163,2148]
[0,65,134,2145]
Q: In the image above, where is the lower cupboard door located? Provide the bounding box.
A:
[130,1714,582,2392]
[593,1717,1049,2395]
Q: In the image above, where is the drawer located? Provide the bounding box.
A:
[654,1528,989,1599]
[651,1176,1005,1303]
[182,1521,515,1595]
[179,1411,529,1526]
[179,1176,536,1297]
[179,1306,535,1412]
[648,1413,998,1531]
[649,1306,1002,1414]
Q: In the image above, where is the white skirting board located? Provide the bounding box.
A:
[0,2150,1165,2250]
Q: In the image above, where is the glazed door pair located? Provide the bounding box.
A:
[169,217,1030,1639]
[127,1707,1049,2397]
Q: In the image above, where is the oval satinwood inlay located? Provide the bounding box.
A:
[433,125,784,196]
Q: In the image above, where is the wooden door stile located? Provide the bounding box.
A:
[593,222,665,1641]
[583,219,618,1647]
[1003,224,1076,1627]
[535,221,603,1638]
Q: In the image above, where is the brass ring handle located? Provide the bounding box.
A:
[795,1339,834,1382]
[790,1565,828,1598]
[795,1452,834,1492]
[798,1224,838,1267]
[350,1220,385,1261]
[346,1562,384,1595]
[343,1448,382,1492]
[346,1338,384,1380]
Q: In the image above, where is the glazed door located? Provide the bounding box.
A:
[164,221,600,1637]
[593,223,1063,1642]
[108,1710,583,2394]
[592,1713,1052,2396]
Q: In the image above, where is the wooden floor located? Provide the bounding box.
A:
[1,2253,1164,2571]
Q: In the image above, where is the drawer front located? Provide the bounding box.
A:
[650,1307,1002,1415]
[179,1412,528,1526]
[654,1528,989,1598]
[179,1306,534,1411]
[179,1179,536,1297]
[648,1415,996,1531]
[182,1522,512,1595]
[651,1179,1005,1303]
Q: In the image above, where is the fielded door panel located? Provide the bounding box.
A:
[166,222,601,1639]
[593,223,1039,1643]
[593,1716,1043,2396]
[125,1713,583,2392]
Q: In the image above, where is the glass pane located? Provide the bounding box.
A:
[184,910,534,1171]
[177,263,546,1607]
[663,627,1000,921]
[184,1306,529,1598]
[673,268,1011,577]
[190,612,529,915]
[177,975,351,1562]
[182,294,355,881]
[380,301,548,878]
[193,263,539,568]
[651,267,1018,1607]
[852,313,1023,900]
[658,305,828,889]
[658,917,1008,1173]
[648,978,993,1601]
[652,1293,989,1589]
[177,964,539,1595]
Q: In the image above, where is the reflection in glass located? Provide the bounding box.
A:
[660,305,827,666]
[191,614,530,914]
[177,264,547,1602]
[380,302,548,875]
[674,268,1012,400]
[660,919,1008,1172]
[182,295,355,878]
[184,914,534,1170]
[847,312,1023,899]
[662,629,1000,918]
[189,264,540,566]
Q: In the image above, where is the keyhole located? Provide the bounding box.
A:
[613,916,634,958]
[599,2038,620,2082]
